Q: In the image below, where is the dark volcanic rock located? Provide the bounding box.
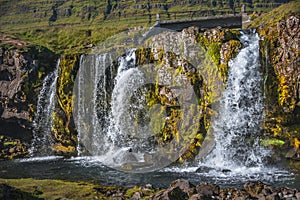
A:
[151,186,189,200]
[150,180,195,200]
[196,182,219,199]
[170,179,196,197]
[0,37,57,159]
[148,180,299,200]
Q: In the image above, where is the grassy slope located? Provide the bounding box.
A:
[249,0,300,28]
[0,0,293,54]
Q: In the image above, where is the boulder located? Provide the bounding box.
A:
[196,182,219,199]
[151,186,188,200]
[150,180,195,200]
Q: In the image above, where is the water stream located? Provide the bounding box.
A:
[29,59,60,156]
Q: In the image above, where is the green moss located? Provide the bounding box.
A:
[207,42,221,66]
[0,136,28,160]
[253,1,299,154]
[3,141,17,146]
[0,178,113,200]
[196,33,209,50]
[124,186,156,199]
[260,138,285,147]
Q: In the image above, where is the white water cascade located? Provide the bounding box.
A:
[29,59,60,156]
[200,31,270,171]
[75,53,113,155]
[76,50,151,161]
[76,48,182,172]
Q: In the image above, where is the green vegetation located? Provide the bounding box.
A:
[0,178,162,200]
[247,0,300,161]
[0,136,27,160]
[0,178,117,200]
[134,47,206,162]
[207,42,221,66]
[52,54,80,155]
[248,0,300,28]
[0,0,293,54]
[260,138,285,147]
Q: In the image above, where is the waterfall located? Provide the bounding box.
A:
[76,50,148,159]
[202,31,269,170]
[75,46,201,173]
[29,59,60,156]
[75,53,113,155]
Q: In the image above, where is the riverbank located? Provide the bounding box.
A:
[1,178,299,200]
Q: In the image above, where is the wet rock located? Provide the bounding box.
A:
[170,179,196,197]
[130,191,142,200]
[221,169,231,173]
[266,193,280,200]
[151,186,188,200]
[219,188,251,200]
[295,192,300,200]
[255,13,300,162]
[195,166,212,173]
[189,193,211,200]
[196,182,219,199]
[244,181,265,198]
[150,180,194,200]
[0,135,27,159]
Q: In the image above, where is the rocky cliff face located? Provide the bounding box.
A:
[0,26,242,160]
[1,5,299,162]
[255,14,300,160]
[0,36,58,159]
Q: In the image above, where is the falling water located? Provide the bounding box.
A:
[76,50,147,158]
[202,31,269,170]
[29,59,60,156]
[75,53,113,155]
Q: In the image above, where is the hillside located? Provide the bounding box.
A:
[0,0,295,53]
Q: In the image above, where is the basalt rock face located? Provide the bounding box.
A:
[132,26,241,162]
[256,15,300,160]
[51,54,80,156]
[0,37,58,159]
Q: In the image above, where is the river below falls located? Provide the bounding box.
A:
[0,156,299,189]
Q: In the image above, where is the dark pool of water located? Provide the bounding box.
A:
[0,156,299,189]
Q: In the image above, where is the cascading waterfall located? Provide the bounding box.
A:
[76,46,201,172]
[106,49,155,164]
[76,50,148,160]
[29,59,60,156]
[201,31,269,171]
[75,53,113,155]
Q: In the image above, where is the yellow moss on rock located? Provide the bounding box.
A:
[52,54,80,155]
[52,143,76,154]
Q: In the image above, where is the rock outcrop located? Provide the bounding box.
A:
[51,54,80,156]
[253,13,300,161]
[0,35,58,159]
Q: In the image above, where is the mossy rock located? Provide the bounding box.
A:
[52,54,80,155]
[0,135,28,160]
[134,47,208,162]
